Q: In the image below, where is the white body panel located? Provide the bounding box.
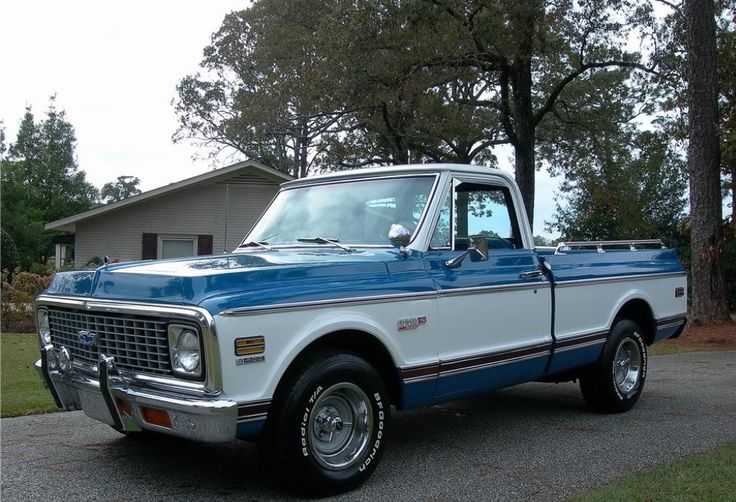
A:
[554,274,688,342]
[214,297,438,403]
[436,286,552,360]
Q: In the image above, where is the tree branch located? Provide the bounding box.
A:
[533,60,662,127]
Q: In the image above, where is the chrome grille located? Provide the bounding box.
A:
[47,308,172,375]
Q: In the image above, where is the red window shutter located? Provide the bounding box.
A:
[197,235,213,255]
[142,233,158,260]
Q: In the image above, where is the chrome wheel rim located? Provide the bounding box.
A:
[308,382,372,470]
[613,338,641,396]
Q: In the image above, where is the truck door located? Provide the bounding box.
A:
[425,178,552,401]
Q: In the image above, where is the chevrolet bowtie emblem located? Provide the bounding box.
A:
[78,330,97,346]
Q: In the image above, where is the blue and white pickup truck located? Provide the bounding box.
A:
[35,164,687,494]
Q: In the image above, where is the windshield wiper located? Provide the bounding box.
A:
[296,237,353,252]
[238,240,272,251]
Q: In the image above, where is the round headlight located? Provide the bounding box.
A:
[176,329,200,372]
[37,310,51,345]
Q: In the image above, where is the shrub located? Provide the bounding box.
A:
[1,269,53,333]
[28,262,54,276]
[1,228,21,276]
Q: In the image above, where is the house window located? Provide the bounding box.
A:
[158,235,198,259]
[142,233,213,260]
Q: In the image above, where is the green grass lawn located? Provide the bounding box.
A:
[573,440,736,501]
[1,333,59,417]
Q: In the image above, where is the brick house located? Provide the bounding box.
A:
[46,161,292,267]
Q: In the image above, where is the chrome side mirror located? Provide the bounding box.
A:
[388,223,411,257]
[445,235,489,268]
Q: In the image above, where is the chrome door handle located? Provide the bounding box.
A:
[519,270,544,279]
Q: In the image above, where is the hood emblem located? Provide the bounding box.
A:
[78,330,97,346]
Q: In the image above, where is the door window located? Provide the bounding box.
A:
[431,182,521,250]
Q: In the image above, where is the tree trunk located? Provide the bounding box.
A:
[731,166,736,234]
[685,0,731,322]
[511,57,536,230]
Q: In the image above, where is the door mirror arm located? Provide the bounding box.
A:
[445,235,489,268]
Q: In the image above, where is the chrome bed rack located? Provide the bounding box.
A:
[555,239,664,255]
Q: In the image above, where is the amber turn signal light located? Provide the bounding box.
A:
[139,406,172,428]
[234,336,265,356]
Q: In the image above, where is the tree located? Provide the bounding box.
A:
[176,1,662,230]
[174,1,506,176]
[0,121,6,159]
[417,0,663,229]
[174,1,348,178]
[685,0,731,322]
[1,97,98,268]
[1,228,21,274]
[100,176,141,203]
[548,130,687,244]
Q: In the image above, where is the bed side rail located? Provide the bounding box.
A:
[555,239,664,255]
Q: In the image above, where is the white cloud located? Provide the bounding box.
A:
[0,0,563,238]
[0,0,247,191]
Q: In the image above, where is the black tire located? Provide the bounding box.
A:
[580,319,648,413]
[258,351,390,496]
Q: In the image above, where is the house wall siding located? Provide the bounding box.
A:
[74,181,278,264]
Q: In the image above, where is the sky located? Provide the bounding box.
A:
[1,1,570,239]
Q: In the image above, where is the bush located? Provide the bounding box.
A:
[1,228,21,276]
[28,262,54,276]
[1,269,53,333]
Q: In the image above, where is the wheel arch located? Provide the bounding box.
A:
[613,298,656,345]
[271,329,403,410]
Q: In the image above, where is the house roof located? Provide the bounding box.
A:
[46,160,293,232]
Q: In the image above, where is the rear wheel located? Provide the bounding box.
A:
[258,351,390,496]
[580,319,648,413]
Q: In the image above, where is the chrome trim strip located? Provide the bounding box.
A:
[400,362,440,384]
[238,414,268,423]
[221,282,549,317]
[400,343,551,382]
[438,282,549,298]
[243,173,440,249]
[657,321,687,331]
[554,338,606,353]
[221,291,438,316]
[38,348,63,408]
[237,399,271,423]
[656,314,688,326]
[402,374,438,384]
[438,351,549,378]
[555,330,609,349]
[35,295,223,396]
[555,271,687,288]
[99,355,124,430]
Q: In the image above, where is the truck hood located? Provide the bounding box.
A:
[43,249,430,315]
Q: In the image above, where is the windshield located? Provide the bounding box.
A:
[246,175,436,246]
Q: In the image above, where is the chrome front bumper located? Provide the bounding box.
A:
[36,345,238,442]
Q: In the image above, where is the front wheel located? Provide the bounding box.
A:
[580,319,648,413]
[258,351,390,496]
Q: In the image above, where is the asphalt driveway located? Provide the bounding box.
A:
[2,351,735,501]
